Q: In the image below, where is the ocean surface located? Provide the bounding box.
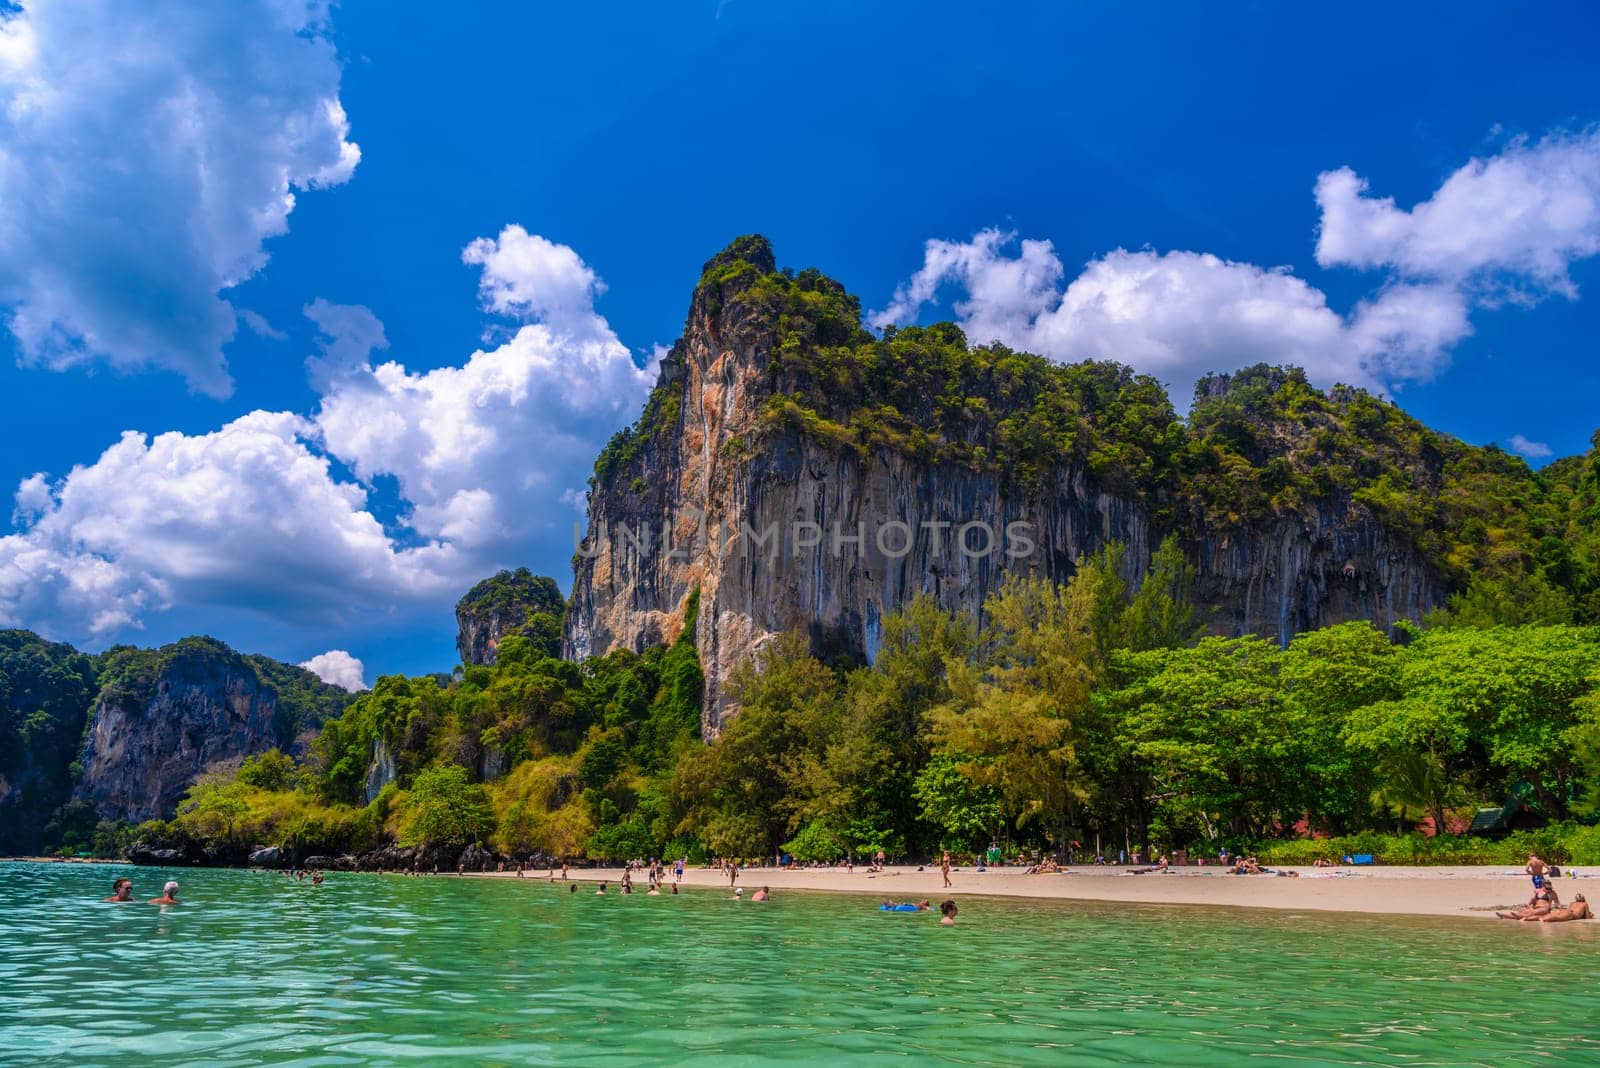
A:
[1,861,1596,1066]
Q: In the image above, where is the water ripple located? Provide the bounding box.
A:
[2,862,1597,1065]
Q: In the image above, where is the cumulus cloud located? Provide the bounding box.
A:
[299,649,367,692]
[1315,129,1600,297]
[0,0,358,396]
[873,233,1470,400]
[1,230,654,657]
[1507,434,1553,459]
[313,226,657,555]
[874,130,1600,403]
[0,411,462,642]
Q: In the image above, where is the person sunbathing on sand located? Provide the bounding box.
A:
[1497,885,1559,919]
[1537,895,1592,922]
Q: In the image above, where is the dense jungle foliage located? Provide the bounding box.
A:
[126,547,1600,868]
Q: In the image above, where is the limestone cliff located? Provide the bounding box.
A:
[455,568,566,666]
[567,237,1524,728]
[75,637,350,824]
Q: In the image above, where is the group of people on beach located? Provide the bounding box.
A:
[1496,854,1593,923]
[103,877,179,905]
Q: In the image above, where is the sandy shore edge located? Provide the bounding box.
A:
[463,863,1600,921]
[12,856,1595,921]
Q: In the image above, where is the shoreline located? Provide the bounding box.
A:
[464,863,1597,921]
[11,856,1594,921]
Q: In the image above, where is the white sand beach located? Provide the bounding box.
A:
[475,862,1598,920]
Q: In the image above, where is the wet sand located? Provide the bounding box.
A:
[475,863,1598,920]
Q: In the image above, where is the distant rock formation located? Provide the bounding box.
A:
[565,236,1491,729]
[455,568,565,666]
[74,637,351,824]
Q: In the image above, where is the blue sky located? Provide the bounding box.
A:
[2,0,1598,687]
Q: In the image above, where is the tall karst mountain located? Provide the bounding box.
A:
[567,236,1589,727]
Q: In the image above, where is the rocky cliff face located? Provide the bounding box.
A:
[456,568,566,666]
[74,637,343,824]
[567,237,1456,729]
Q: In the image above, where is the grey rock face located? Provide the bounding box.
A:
[566,244,1451,730]
[76,643,282,824]
[455,568,565,666]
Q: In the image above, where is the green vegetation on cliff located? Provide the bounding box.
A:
[0,633,355,855]
[456,567,566,661]
[0,631,97,853]
[593,236,1600,622]
[144,540,1600,868]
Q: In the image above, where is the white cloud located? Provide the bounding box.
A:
[873,232,1470,401]
[0,411,462,643]
[1315,129,1600,297]
[299,649,367,692]
[874,131,1600,404]
[0,0,358,396]
[1508,434,1553,459]
[1,230,654,659]
[313,227,657,556]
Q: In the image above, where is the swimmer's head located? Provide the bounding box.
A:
[734,887,743,896]
[163,881,179,896]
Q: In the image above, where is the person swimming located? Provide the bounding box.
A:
[104,877,134,903]
[596,881,607,895]
[940,899,958,925]
[148,880,180,905]
[733,887,744,900]
[752,887,769,901]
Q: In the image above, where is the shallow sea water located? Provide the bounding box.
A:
[1,861,1596,1066]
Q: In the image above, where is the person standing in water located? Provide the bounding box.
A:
[104,878,134,903]
[940,900,958,925]
[148,881,180,905]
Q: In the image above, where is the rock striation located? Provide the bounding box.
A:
[75,637,350,824]
[567,237,1464,728]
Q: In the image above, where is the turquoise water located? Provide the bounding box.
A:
[2,862,1596,1066]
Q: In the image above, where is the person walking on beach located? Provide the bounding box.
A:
[104,877,134,903]
[148,881,180,905]
[1526,853,1549,889]
[941,851,952,888]
[561,862,569,882]
[728,863,738,888]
